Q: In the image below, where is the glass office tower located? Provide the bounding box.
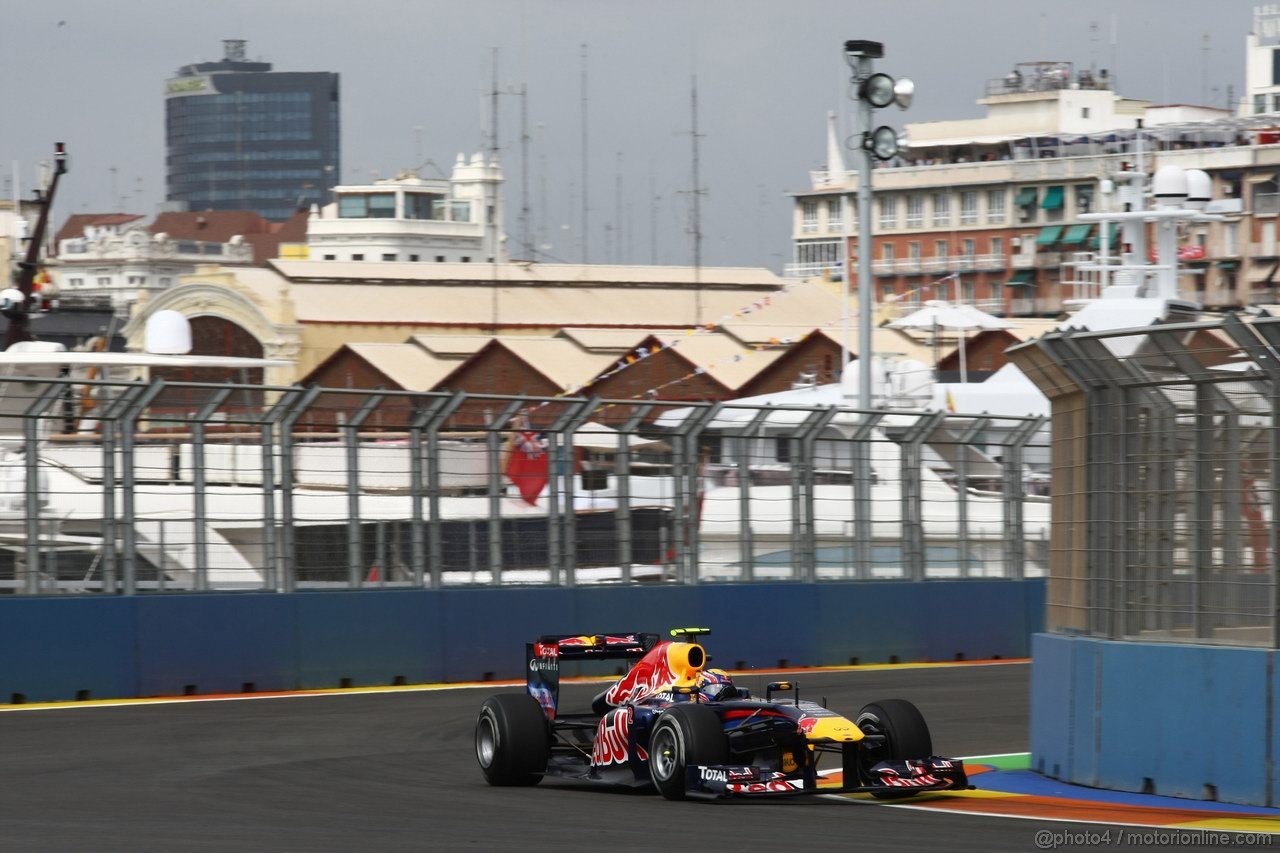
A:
[165,40,340,221]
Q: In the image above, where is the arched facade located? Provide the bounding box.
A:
[123,271,303,389]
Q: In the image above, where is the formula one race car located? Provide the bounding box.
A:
[474,628,970,800]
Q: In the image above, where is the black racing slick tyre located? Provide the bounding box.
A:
[475,694,549,786]
[647,704,728,800]
[854,698,933,799]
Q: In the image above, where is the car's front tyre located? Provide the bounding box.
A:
[853,698,932,799]
[476,693,549,786]
[648,703,728,800]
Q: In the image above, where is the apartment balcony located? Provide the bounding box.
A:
[890,297,1008,316]
[1011,254,1035,269]
[974,253,1006,270]
[783,262,841,280]
[1249,243,1279,259]
[921,257,948,273]
[1036,252,1063,267]
[1009,296,1062,316]
[949,255,976,272]
[894,258,922,274]
[1254,193,1280,216]
[872,259,897,275]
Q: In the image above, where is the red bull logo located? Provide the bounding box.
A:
[604,643,677,706]
[591,708,647,766]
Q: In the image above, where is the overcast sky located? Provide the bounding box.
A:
[1,0,1259,270]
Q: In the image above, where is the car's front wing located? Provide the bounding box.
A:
[686,757,970,798]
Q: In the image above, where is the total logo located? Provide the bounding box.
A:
[699,766,757,784]
[727,779,805,794]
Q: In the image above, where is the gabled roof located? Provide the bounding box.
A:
[433,336,614,392]
[339,343,456,391]
[557,328,655,353]
[55,213,145,245]
[273,260,785,287]
[408,335,494,357]
[638,332,783,391]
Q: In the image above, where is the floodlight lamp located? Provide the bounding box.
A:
[860,73,896,108]
[844,40,885,61]
[892,77,915,110]
[867,126,899,160]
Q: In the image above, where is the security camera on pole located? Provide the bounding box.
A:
[842,40,912,409]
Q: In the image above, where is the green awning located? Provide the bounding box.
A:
[1041,185,1065,210]
[1089,223,1122,250]
[1008,270,1035,286]
[1035,225,1064,246]
[1014,187,1037,207]
[1215,260,1240,270]
[1061,224,1092,245]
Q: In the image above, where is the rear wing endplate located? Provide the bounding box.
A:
[526,632,660,721]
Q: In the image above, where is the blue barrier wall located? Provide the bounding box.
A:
[0,579,1043,705]
[1032,633,1277,808]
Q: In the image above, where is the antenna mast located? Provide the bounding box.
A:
[580,44,590,264]
[1201,33,1210,106]
[649,173,659,264]
[689,76,705,322]
[520,85,532,260]
[615,151,623,264]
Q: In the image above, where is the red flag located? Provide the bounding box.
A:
[505,431,548,505]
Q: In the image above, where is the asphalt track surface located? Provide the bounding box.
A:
[0,663,1232,852]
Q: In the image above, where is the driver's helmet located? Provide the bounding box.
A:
[695,668,737,701]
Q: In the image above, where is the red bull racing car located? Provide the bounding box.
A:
[474,628,970,800]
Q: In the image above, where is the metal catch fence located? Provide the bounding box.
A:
[0,377,1048,594]
[1011,314,1280,648]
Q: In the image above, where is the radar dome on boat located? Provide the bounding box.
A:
[1152,166,1189,209]
[144,310,193,354]
[1184,169,1212,211]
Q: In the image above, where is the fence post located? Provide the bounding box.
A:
[21,381,69,594]
[794,407,840,582]
[485,399,526,586]
[949,416,990,577]
[675,404,721,584]
[259,388,305,592]
[999,416,1046,583]
[542,398,597,586]
[278,384,323,593]
[189,387,235,592]
[615,404,654,583]
[849,411,884,579]
[726,407,775,582]
[893,411,945,581]
[343,393,385,589]
[118,380,168,596]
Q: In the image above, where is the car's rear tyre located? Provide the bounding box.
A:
[475,693,549,786]
[648,704,728,800]
[854,698,932,799]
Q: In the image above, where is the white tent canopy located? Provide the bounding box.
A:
[574,422,666,452]
[888,300,1016,382]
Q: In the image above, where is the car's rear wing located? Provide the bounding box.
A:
[526,632,660,721]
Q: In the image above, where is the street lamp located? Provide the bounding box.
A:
[842,40,914,410]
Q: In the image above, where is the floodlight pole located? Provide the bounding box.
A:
[855,81,874,410]
[844,44,879,410]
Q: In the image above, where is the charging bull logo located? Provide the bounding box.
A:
[603,640,704,707]
[591,709,647,766]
